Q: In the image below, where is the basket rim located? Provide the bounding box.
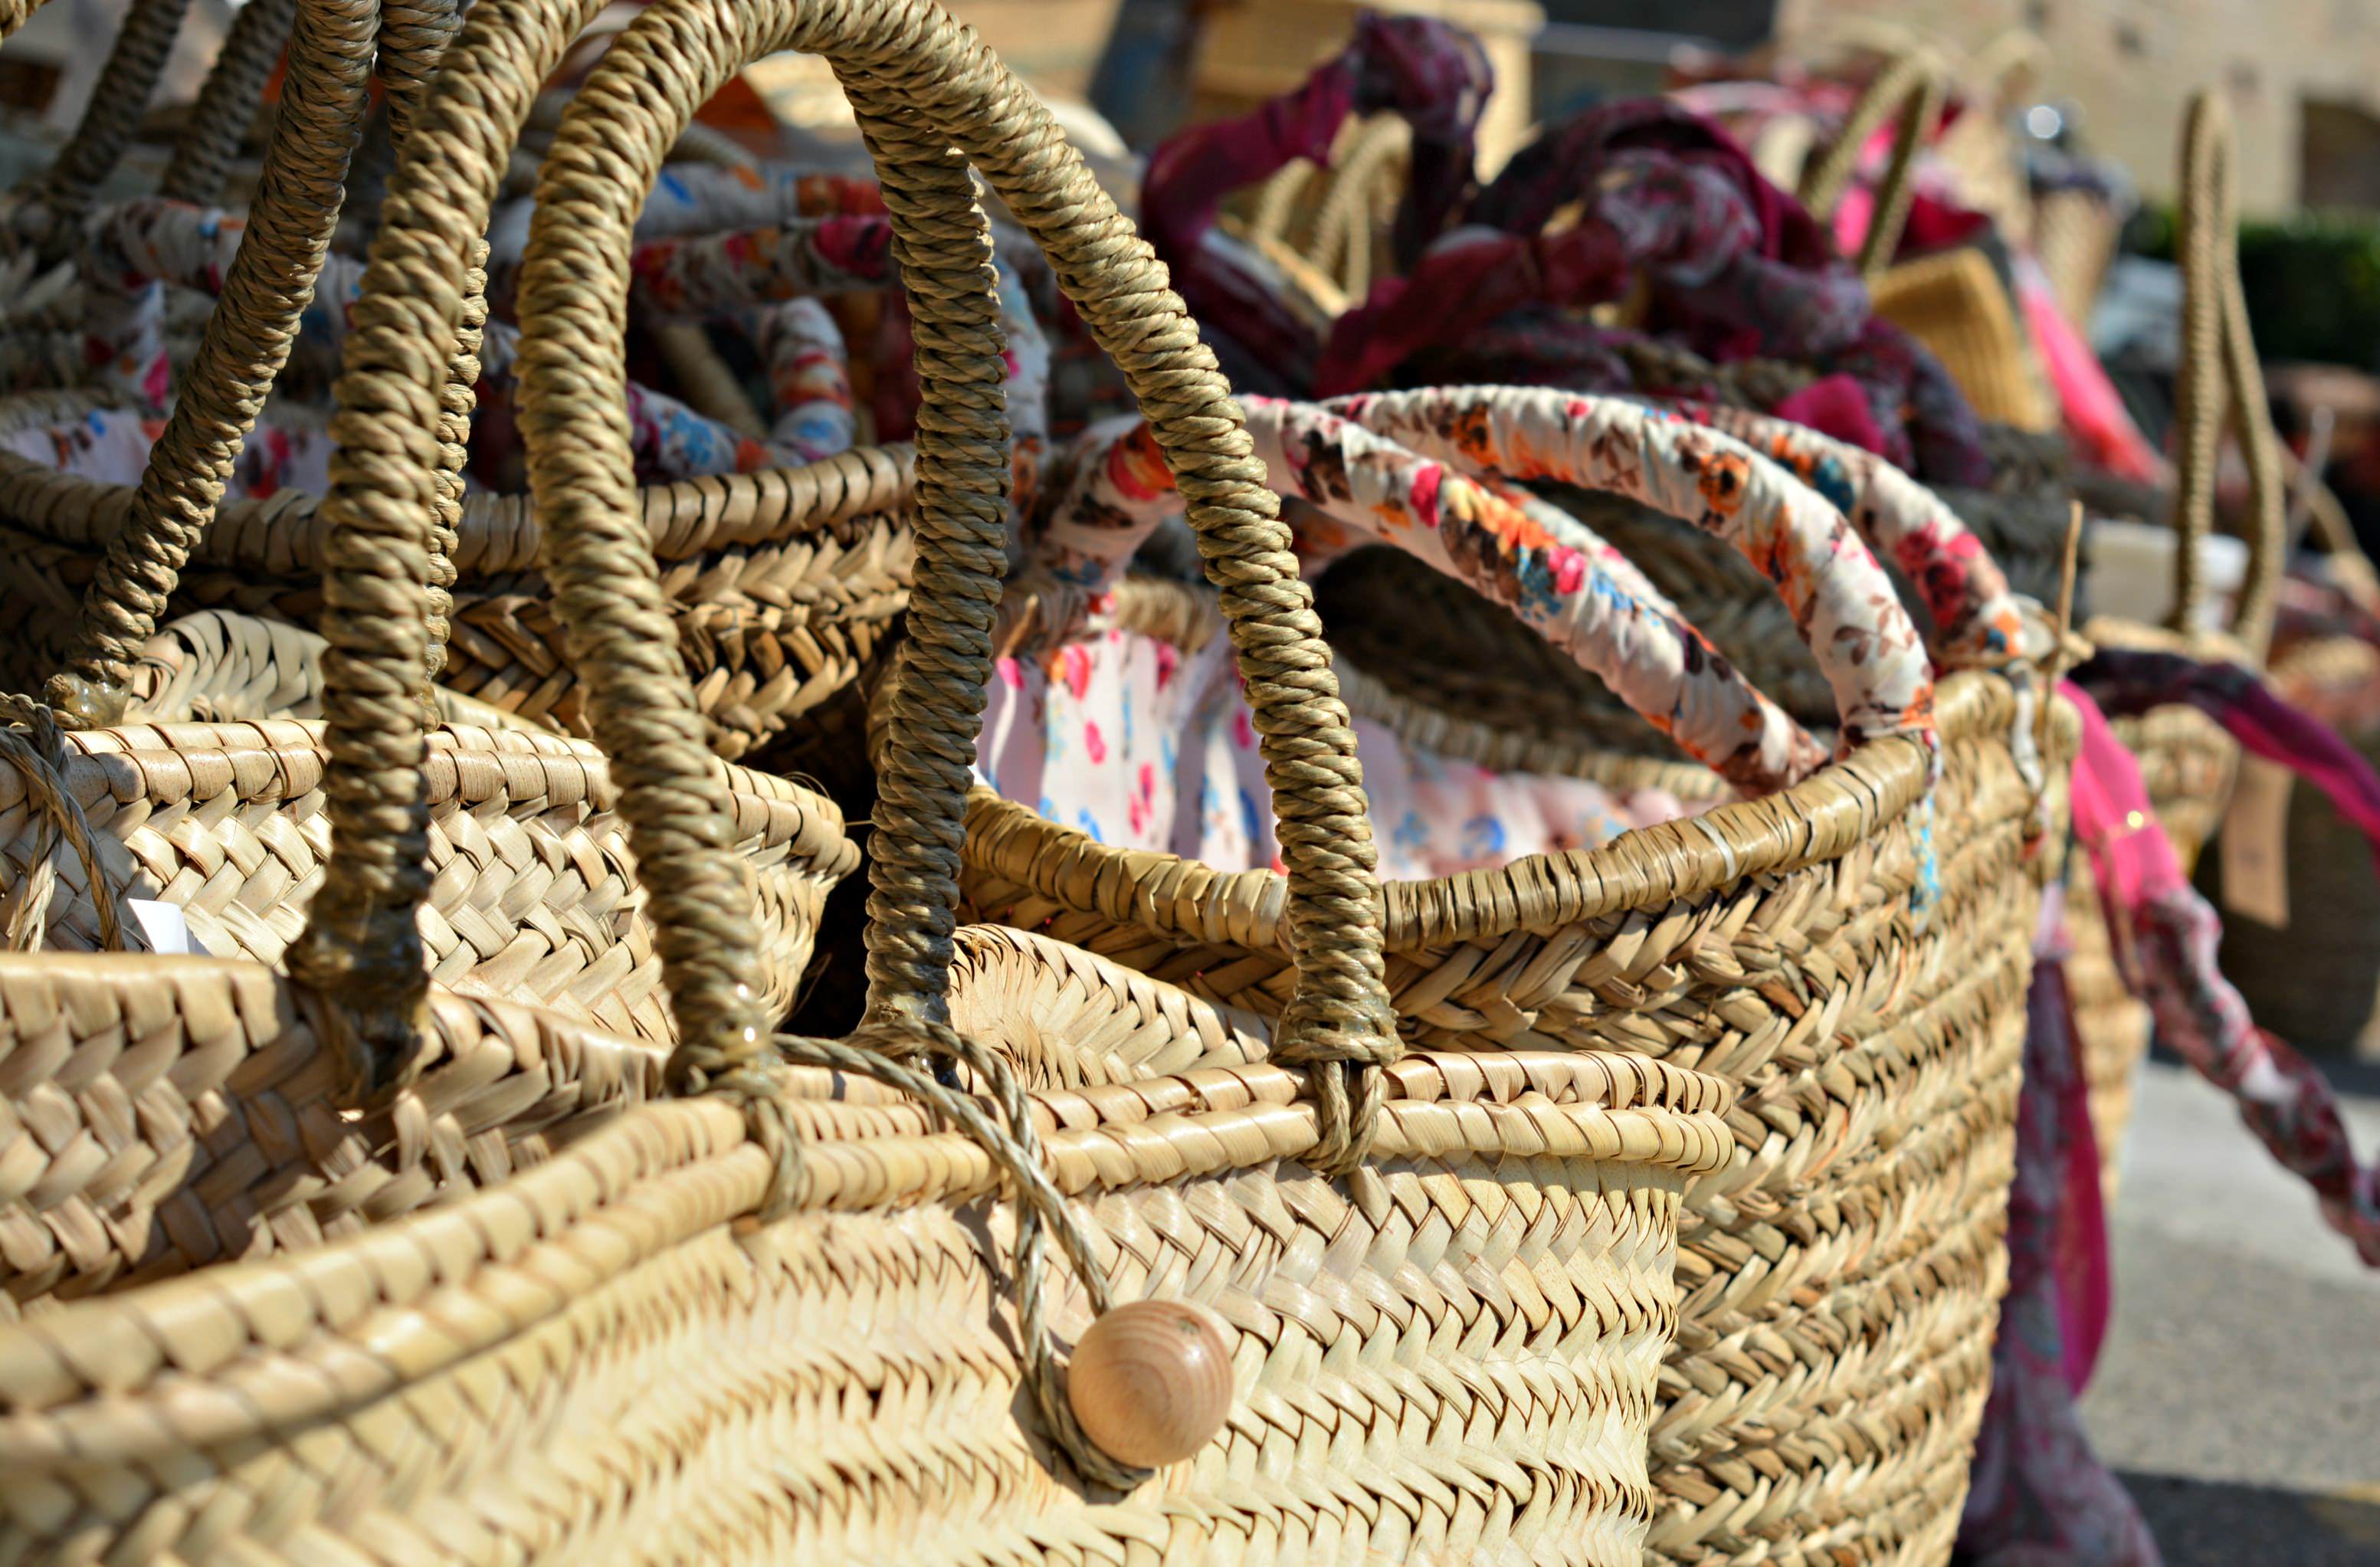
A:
[0,942,1733,1460]
[965,668,2024,951]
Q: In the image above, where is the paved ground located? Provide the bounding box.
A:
[2077,1050,2380,1565]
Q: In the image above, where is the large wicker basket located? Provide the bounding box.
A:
[0,5,1739,1559]
[965,389,2060,1567]
[2201,634,2380,1057]
[2070,92,2285,1185]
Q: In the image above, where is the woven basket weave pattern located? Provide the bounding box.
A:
[0,930,1736,1562]
[960,672,2056,1565]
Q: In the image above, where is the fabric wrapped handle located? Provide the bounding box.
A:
[1329,385,1938,754]
[1621,395,2040,667]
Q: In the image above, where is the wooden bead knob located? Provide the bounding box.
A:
[1066,1299,1234,1468]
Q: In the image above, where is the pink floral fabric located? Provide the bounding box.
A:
[975,618,1698,880]
[2,405,332,499]
[628,215,895,316]
[1327,385,1938,752]
[1645,396,2040,664]
[2067,681,2380,1265]
[1029,400,1832,793]
[756,297,855,462]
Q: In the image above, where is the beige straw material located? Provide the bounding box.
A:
[44,0,378,726]
[0,705,851,1027]
[93,0,1755,1541]
[12,0,192,241]
[965,621,2064,1566]
[1870,248,2058,431]
[0,929,1733,1561]
[0,429,917,759]
[156,0,298,205]
[2066,91,2286,1179]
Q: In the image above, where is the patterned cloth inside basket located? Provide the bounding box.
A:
[3,403,331,499]
[977,621,1700,880]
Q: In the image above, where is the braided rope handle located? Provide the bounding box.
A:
[2169,90,2287,653]
[1798,50,1946,281]
[38,0,378,726]
[279,0,1307,1486]
[14,0,192,243]
[157,0,297,205]
[1649,396,2042,665]
[290,0,1391,1171]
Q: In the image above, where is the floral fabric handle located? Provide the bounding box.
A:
[1351,385,2040,666]
[1636,397,2038,664]
[1326,385,1938,752]
[1029,399,1831,793]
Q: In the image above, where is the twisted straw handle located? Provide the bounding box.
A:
[157,0,297,205]
[15,0,192,241]
[2169,90,2285,652]
[290,0,1393,1178]
[41,0,378,726]
[516,0,1394,1169]
[1800,51,1946,281]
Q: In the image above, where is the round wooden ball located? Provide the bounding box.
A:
[1066,1299,1234,1468]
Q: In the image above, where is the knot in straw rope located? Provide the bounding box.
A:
[0,697,123,951]
[772,1016,1150,1491]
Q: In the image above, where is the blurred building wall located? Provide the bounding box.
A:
[1772,0,2380,216]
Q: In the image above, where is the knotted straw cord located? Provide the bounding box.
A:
[377,0,461,149]
[296,0,1389,1173]
[0,702,123,952]
[426,239,487,687]
[552,0,1393,1169]
[15,0,193,248]
[2166,90,2287,652]
[158,0,297,205]
[0,0,48,45]
[1248,156,1319,251]
[772,1015,1145,1490]
[1307,113,1407,299]
[45,0,378,726]
[515,2,777,1087]
[1852,57,1944,279]
[834,87,1011,1047]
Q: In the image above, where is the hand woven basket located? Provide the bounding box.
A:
[0,2,854,1043]
[2072,92,2284,1188]
[0,4,1739,1559]
[965,385,2061,1567]
[2201,633,2380,1057]
[0,0,913,766]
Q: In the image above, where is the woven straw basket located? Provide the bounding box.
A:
[0,3,1743,1561]
[2072,93,2283,1185]
[966,385,2060,1566]
[2203,632,2380,1057]
[0,0,913,766]
[0,1,853,1044]
[0,395,917,764]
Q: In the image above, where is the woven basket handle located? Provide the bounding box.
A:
[34,0,380,728]
[1333,386,1939,753]
[2169,90,2285,654]
[11,0,192,240]
[1799,49,1945,280]
[296,0,1395,1170]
